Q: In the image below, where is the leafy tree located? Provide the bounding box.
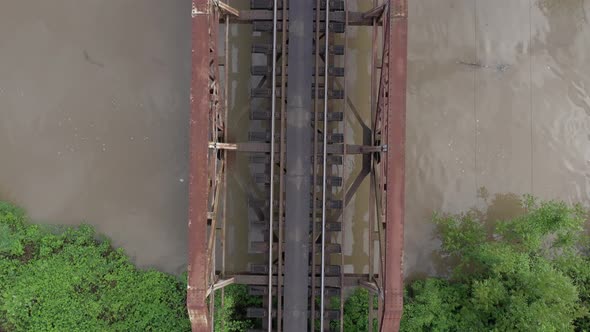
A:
[341,288,378,332]
[401,197,589,332]
[213,284,262,331]
[0,201,190,332]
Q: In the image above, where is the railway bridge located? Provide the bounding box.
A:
[187,0,407,330]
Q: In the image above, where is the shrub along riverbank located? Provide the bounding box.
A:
[2,198,590,331]
[401,197,590,331]
[0,202,190,332]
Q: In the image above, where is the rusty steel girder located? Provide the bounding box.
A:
[376,1,407,331]
[188,0,224,331]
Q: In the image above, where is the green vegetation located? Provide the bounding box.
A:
[0,202,190,332]
[401,197,590,332]
[3,197,590,331]
[213,284,262,331]
[341,288,378,332]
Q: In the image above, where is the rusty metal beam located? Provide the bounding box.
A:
[188,1,212,331]
[209,142,383,155]
[222,10,375,26]
[368,3,378,323]
[363,4,387,20]
[217,1,240,17]
[232,274,373,288]
[206,277,236,297]
[360,280,380,294]
[381,1,407,331]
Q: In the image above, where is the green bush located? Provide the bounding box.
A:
[0,201,190,332]
[401,197,590,332]
[213,284,262,331]
[341,288,378,332]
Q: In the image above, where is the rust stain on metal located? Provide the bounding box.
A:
[391,0,408,17]
[381,0,408,331]
[188,0,212,331]
[192,2,210,17]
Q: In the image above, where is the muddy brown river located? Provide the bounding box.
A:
[1,0,589,277]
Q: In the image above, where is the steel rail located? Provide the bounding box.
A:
[310,0,321,328]
[320,0,330,329]
[276,0,287,329]
[220,7,230,331]
[339,5,348,332]
[267,0,279,329]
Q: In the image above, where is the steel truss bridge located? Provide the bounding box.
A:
[187,0,407,331]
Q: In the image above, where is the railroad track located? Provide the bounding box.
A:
[188,1,408,331]
[246,1,346,330]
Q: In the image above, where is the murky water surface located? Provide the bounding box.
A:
[1,0,589,276]
[405,0,590,276]
[0,1,192,274]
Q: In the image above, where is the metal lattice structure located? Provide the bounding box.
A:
[187,1,407,331]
